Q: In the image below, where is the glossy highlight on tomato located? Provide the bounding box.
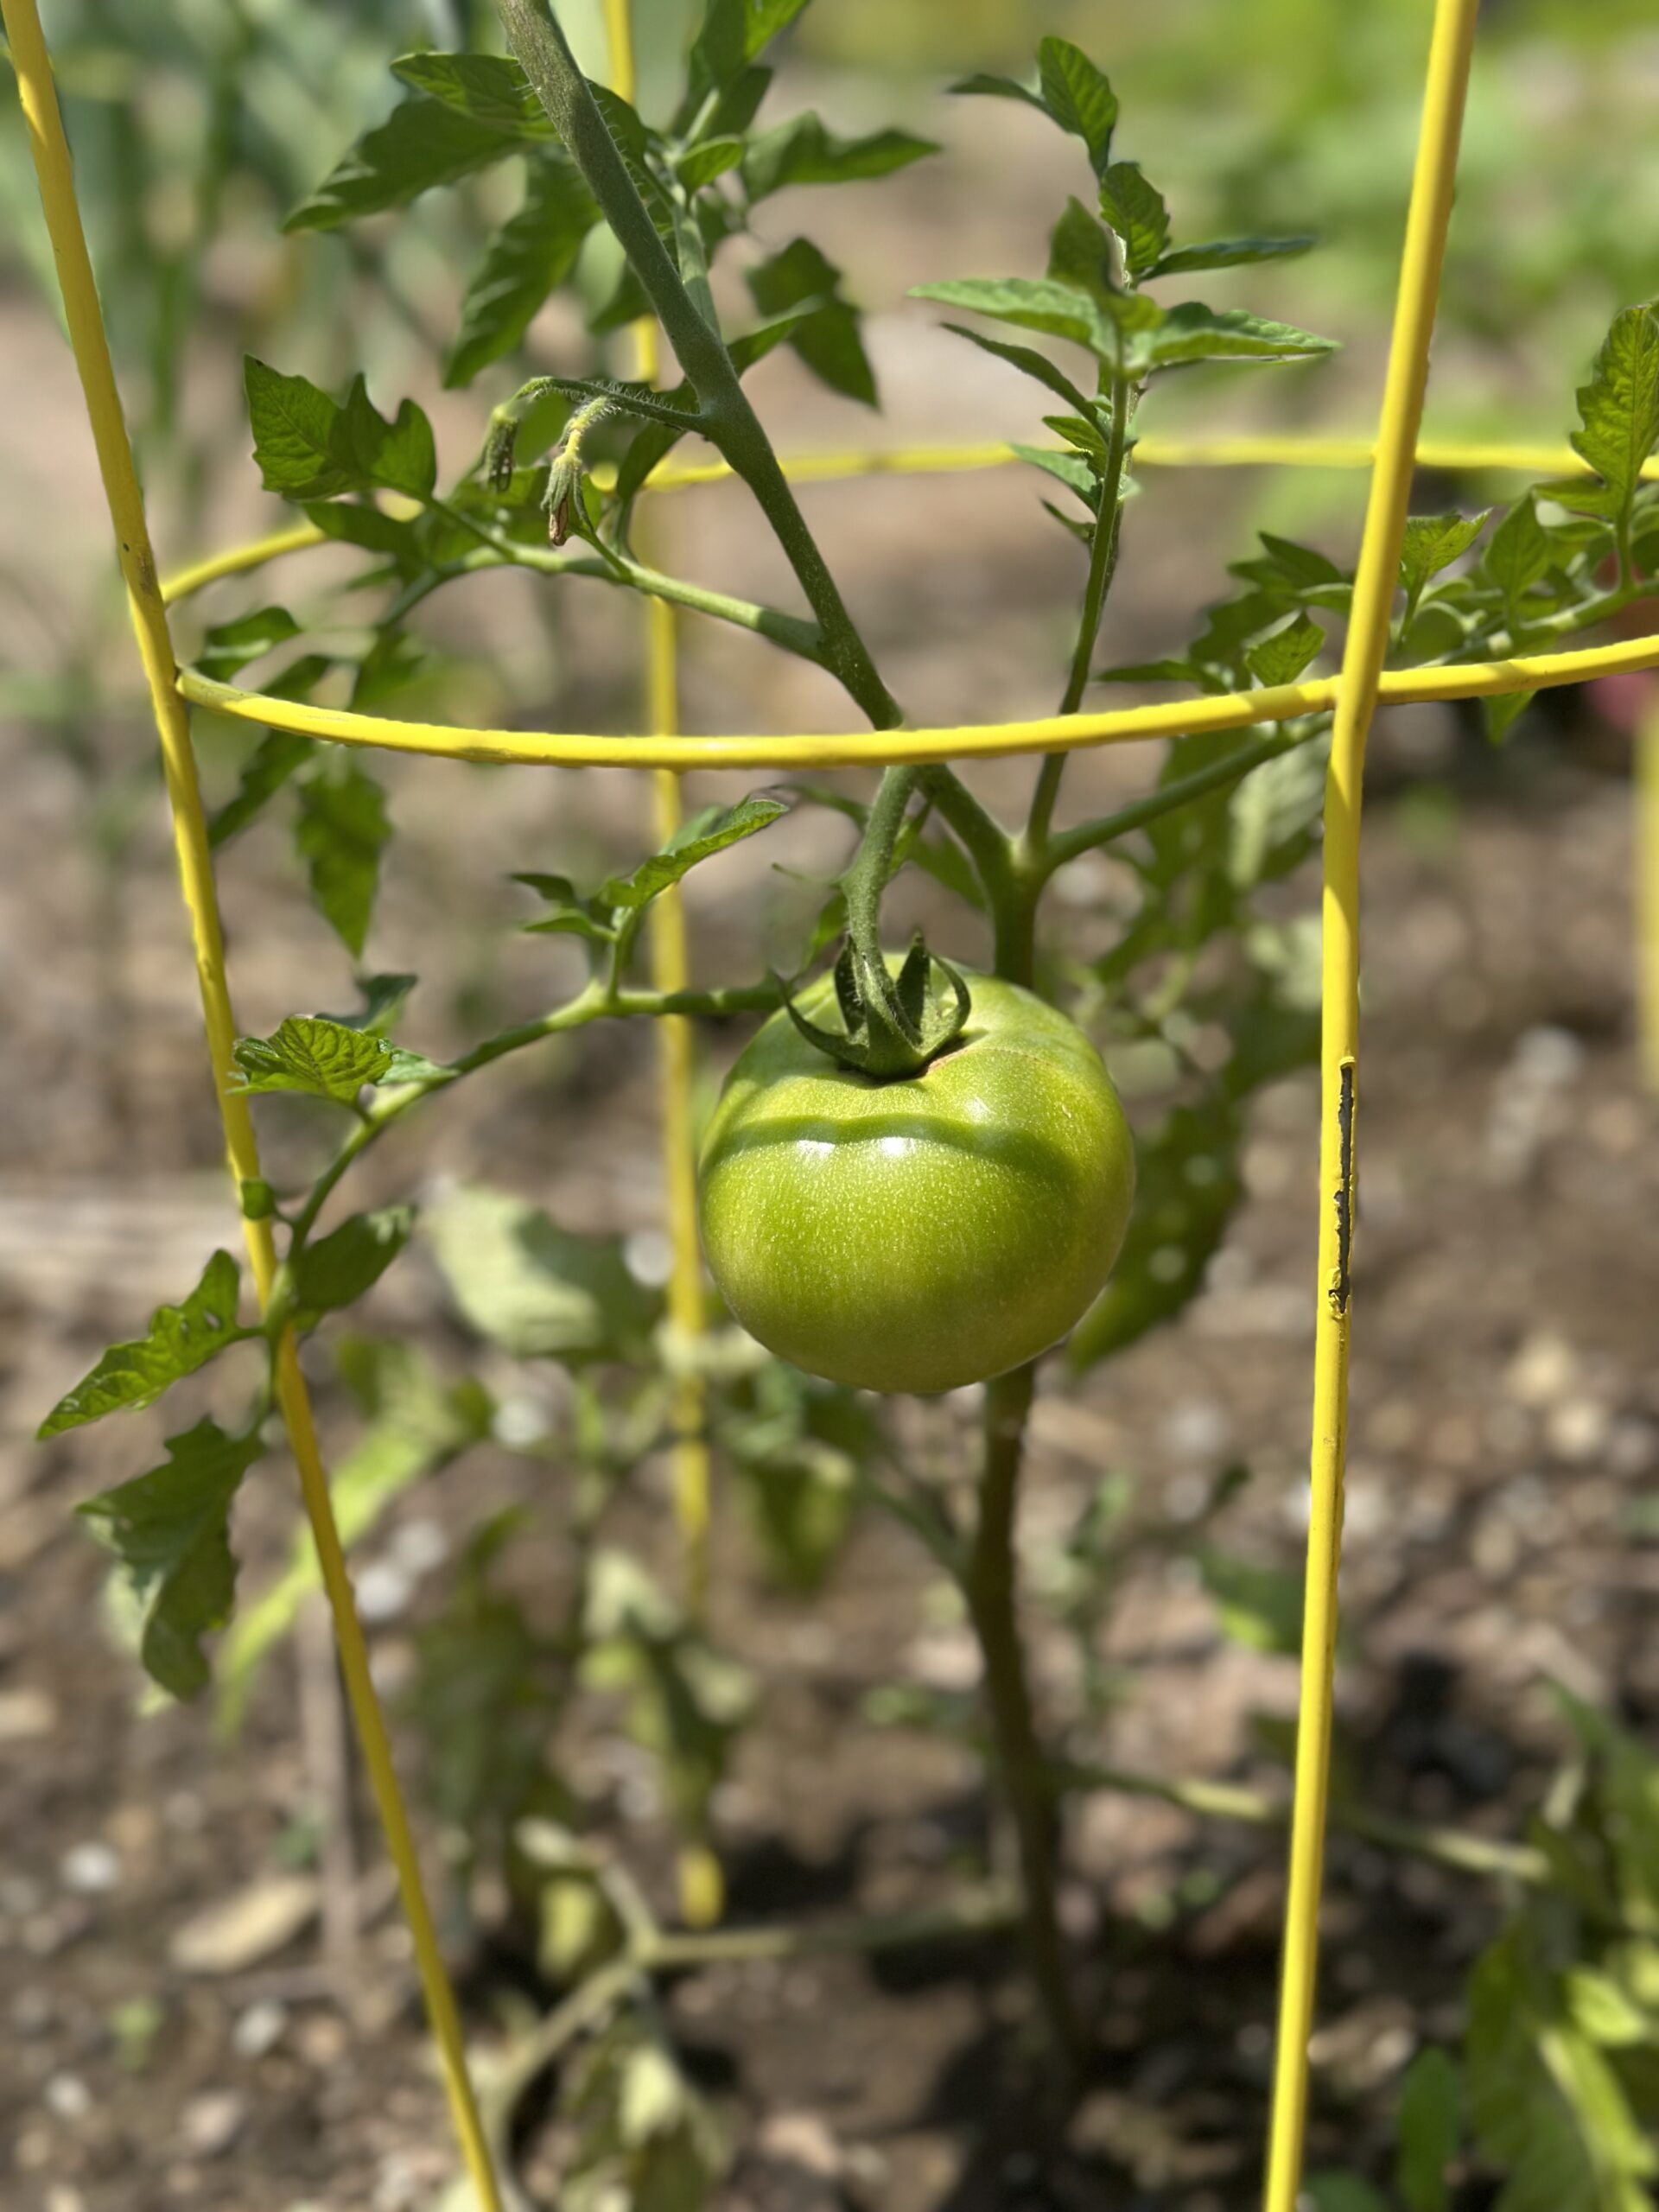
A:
[697,968,1136,1395]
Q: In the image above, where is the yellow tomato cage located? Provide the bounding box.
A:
[9,0,1656,2202]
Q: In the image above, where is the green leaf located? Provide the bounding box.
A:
[294,1206,415,1320]
[198,607,302,683]
[912,276,1113,355]
[1035,36,1118,174]
[600,794,788,911]
[746,239,876,405]
[319,973,419,1036]
[740,113,937,200]
[1144,302,1338,372]
[426,1185,660,1362]
[949,70,1048,111]
[302,498,420,564]
[1151,234,1315,277]
[445,154,598,388]
[1565,302,1659,529]
[295,759,390,957]
[1483,494,1555,610]
[284,94,525,234]
[938,323,1098,418]
[1304,2181,1389,2212]
[1400,509,1491,606]
[388,51,553,138]
[513,871,617,945]
[687,0,810,105]
[677,135,746,190]
[244,358,360,501]
[1099,162,1170,279]
[1230,734,1330,888]
[231,1014,442,1103]
[350,626,429,711]
[1395,2047,1460,2212]
[40,1251,245,1437]
[1245,613,1325,687]
[1011,442,1099,509]
[79,1418,263,1700]
[1467,1923,1658,2212]
[208,729,314,850]
[1484,688,1536,745]
[340,376,437,501]
[1047,195,1119,308]
[1198,1547,1303,1654]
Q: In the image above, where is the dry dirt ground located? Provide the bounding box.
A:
[3,101,1658,2212]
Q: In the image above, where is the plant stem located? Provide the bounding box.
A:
[969,1363,1086,2077]
[494,0,899,729]
[1042,723,1316,876]
[1027,361,1137,854]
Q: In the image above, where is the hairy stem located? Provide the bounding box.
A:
[969,1363,1085,2076]
[494,0,899,728]
[1042,724,1315,876]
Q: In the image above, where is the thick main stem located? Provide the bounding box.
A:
[495,0,899,729]
[969,1363,1085,2076]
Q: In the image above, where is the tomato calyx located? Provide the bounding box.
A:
[780,932,972,1080]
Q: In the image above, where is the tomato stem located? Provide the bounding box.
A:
[495,0,900,731]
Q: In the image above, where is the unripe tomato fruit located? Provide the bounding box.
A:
[697,968,1135,1395]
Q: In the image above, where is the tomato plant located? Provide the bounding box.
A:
[20,0,1659,2205]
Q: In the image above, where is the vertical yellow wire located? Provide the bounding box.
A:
[1638,698,1659,1091]
[1261,3,1479,2207]
[1,6,505,2203]
[601,0,721,1930]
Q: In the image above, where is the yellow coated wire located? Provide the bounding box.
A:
[1262,2,1480,2207]
[0,5,505,2206]
[1640,699,1659,1091]
[602,0,721,1932]
[175,623,1659,771]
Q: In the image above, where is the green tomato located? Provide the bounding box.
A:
[697,968,1135,1395]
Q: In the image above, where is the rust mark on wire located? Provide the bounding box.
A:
[1328,1057,1357,1318]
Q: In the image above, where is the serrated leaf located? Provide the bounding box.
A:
[388,51,553,138]
[1144,302,1338,372]
[294,1206,415,1319]
[1245,613,1325,687]
[912,276,1113,355]
[938,323,1098,418]
[426,1185,659,1362]
[741,112,937,200]
[1099,162,1169,279]
[514,870,615,944]
[79,1418,262,1700]
[296,760,390,957]
[600,795,787,911]
[1047,195,1118,308]
[244,358,360,500]
[1151,234,1315,277]
[340,376,436,501]
[1567,302,1659,527]
[319,973,419,1036]
[746,239,875,405]
[1036,36,1117,174]
[1396,2047,1460,2212]
[40,1252,245,1437]
[284,94,524,234]
[445,154,598,388]
[302,498,420,564]
[1230,732,1329,888]
[1400,509,1491,605]
[1483,494,1555,610]
[231,1015,399,1103]
[199,607,302,683]
[1012,442,1098,509]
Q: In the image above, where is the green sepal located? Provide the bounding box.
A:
[781,935,971,1081]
